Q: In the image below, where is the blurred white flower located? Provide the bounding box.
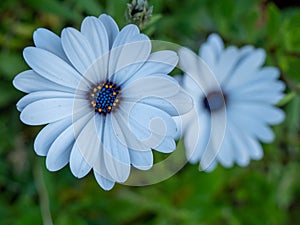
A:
[177,34,285,170]
[13,14,192,190]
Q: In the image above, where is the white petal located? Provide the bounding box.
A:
[33,28,69,62]
[34,117,72,156]
[61,28,97,75]
[45,124,75,171]
[13,70,75,93]
[81,16,109,58]
[20,98,76,125]
[129,149,153,170]
[23,47,82,89]
[94,170,115,191]
[70,142,92,178]
[98,14,119,48]
[103,114,131,183]
[17,91,75,112]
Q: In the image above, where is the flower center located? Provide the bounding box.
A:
[89,81,121,115]
[203,91,226,112]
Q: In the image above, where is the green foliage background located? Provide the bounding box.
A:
[0,0,300,224]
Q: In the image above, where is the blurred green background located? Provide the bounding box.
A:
[0,0,300,224]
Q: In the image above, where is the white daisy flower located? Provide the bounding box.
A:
[177,33,285,170]
[13,14,192,190]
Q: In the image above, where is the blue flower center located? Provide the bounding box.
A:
[89,81,121,115]
[203,91,226,112]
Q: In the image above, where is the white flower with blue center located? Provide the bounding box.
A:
[13,14,192,190]
[177,34,285,170]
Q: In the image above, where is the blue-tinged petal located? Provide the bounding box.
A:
[74,114,115,184]
[199,43,216,71]
[185,110,210,163]
[225,49,266,89]
[216,128,234,168]
[103,114,131,183]
[232,67,280,88]
[203,160,217,172]
[111,24,140,48]
[229,123,250,167]
[34,117,72,156]
[94,170,115,191]
[16,91,75,112]
[232,79,285,95]
[108,24,150,81]
[199,34,224,70]
[214,46,239,84]
[256,66,280,79]
[109,37,151,84]
[127,102,177,138]
[200,108,227,170]
[153,136,176,153]
[126,50,178,83]
[137,88,193,117]
[81,16,109,58]
[23,47,83,89]
[61,28,97,76]
[111,109,149,152]
[33,28,69,62]
[98,14,119,48]
[13,70,75,93]
[230,102,285,125]
[228,107,275,143]
[138,97,179,116]
[46,112,91,171]
[45,124,74,171]
[205,33,224,58]
[122,75,180,100]
[245,134,263,160]
[129,149,153,170]
[179,47,220,94]
[229,89,284,105]
[182,72,203,97]
[70,142,92,178]
[20,98,80,125]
